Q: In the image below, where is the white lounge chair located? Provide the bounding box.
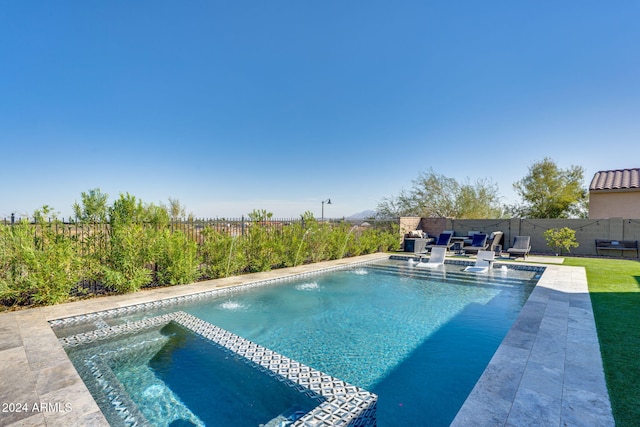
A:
[464,250,495,273]
[416,247,446,268]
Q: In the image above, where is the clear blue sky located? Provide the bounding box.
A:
[1,1,639,219]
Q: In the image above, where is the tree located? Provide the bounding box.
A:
[109,193,145,225]
[163,197,186,221]
[108,193,174,226]
[376,169,503,218]
[543,227,579,255]
[376,189,418,218]
[512,158,587,218]
[144,203,171,227]
[73,188,109,223]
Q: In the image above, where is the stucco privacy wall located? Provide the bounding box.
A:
[401,217,640,257]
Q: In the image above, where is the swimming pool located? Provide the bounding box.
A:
[54,257,542,426]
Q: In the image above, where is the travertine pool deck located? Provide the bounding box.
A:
[0,253,614,426]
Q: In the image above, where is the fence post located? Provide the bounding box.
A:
[241,215,245,237]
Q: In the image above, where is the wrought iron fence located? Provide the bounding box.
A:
[0,215,395,252]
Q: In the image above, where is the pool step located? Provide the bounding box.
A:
[358,263,537,289]
[365,262,531,283]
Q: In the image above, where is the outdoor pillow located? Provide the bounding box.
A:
[470,234,487,246]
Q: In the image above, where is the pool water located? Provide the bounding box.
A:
[62,259,540,426]
[66,321,319,427]
[116,323,317,427]
[179,261,536,426]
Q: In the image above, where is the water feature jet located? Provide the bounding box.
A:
[225,236,237,277]
[294,229,311,267]
[339,225,359,259]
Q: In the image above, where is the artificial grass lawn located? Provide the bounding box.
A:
[563,257,640,427]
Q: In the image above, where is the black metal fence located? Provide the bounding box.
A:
[0,215,395,249]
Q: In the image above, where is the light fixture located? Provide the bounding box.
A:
[321,198,332,222]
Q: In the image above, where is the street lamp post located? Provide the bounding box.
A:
[321,198,332,222]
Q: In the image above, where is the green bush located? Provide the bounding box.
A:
[155,230,200,285]
[543,227,579,255]
[306,222,332,262]
[0,219,80,306]
[287,223,311,267]
[200,228,246,278]
[100,223,155,293]
[1,197,402,309]
[243,210,279,272]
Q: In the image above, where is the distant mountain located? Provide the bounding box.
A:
[346,210,377,219]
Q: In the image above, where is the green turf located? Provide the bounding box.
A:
[563,257,640,427]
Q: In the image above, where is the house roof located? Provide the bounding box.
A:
[589,168,640,191]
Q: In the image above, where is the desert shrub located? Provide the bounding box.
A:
[100,223,155,293]
[283,222,310,267]
[335,224,359,258]
[200,228,246,278]
[1,198,402,309]
[0,216,80,306]
[243,210,279,272]
[155,230,201,285]
[373,223,402,252]
[305,222,332,262]
[354,228,378,255]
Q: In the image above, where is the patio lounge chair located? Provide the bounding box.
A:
[463,231,482,245]
[464,250,495,273]
[416,247,446,268]
[487,231,504,254]
[507,236,531,259]
[462,233,488,255]
[425,232,454,252]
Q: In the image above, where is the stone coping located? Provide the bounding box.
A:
[451,262,615,426]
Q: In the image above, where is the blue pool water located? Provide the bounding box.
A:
[62,259,540,426]
[113,323,317,426]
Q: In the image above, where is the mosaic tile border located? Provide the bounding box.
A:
[81,342,157,426]
[49,256,388,329]
[60,312,176,347]
[61,311,377,427]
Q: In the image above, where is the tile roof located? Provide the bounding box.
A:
[589,168,640,191]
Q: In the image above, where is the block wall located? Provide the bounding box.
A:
[401,217,640,257]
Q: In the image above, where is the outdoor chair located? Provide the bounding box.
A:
[464,250,495,273]
[425,232,454,253]
[487,231,504,254]
[463,231,482,245]
[416,247,446,268]
[507,236,531,259]
[462,233,488,255]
